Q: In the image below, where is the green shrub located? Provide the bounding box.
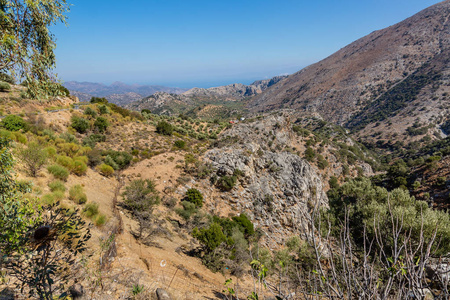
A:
[0,73,15,84]
[56,155,74,169]
[0,82,11,92]
[102,150,132,170]
[1,115,28,131]
[83,202,99,218]
[156,121,173,136]
[104,155,119,170]
[304,147,315,162]
[90,97,108,104]
[122,179,159,212]
[174,140,186,149]
[69,184,87,204]
[93,117,108,133]
[47,164,69,181]
[84,107,97,117]
[41,193,57,205]
[175,201,197,221]
[95,214,107,226]
[83,134,106,148]
[98,105,110,115]
[217,175,236,191]
[98,163,114,176]
[184,188,203,207]
[71,160,87,176]
[48,180,66,192]
[52,190,65,201]
[16,142,48,177]
[192,223,226,252]
[71,116,90,134]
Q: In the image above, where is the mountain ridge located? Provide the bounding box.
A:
[249,0,450,131]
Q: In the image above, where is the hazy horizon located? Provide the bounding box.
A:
[54,0,442,88]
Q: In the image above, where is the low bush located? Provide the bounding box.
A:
[71,116,90,134]
[93,117,108,133]
[0,73,15,84]
[174,140,186,149]
[95,214,107,226]
[0,82,11,92]
[71,160,87,176]
[217,175,236,191]
[83,202,99,218]
[184,188,203,207]
[1,115,28,131]
[69,184,87,204]
[47,164,69,181]
[48,180,66,192]
[84,107,97,118]
[156,121,173,136]
[98,163,114,176]
[122,179,159,212]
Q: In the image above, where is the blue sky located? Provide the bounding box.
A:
[53,0,442,88]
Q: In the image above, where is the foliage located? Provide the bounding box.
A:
[175,201,198,221]
[16,142,48,177]
[71,116,90,134]
[217,175,237,191]
[122,179,159,213]
[192,223,226,252]
[0,0,70,99]
[98,163,114,177]
[0,81,11,91]
[48,180,66,193]
[1,115,28,131]
[174,139,186,149]
[47,164,69,181]
[156,120,174,136]
[93,116,108,133]
[184,188,203,207]
[304,147,315,162]
[98,104,110,115]
[0,137,90,299]
[101,150,132,170]
[69,184,87,204]
[82,202,99,218]
[84,107,97,117]
[90,97,108,104]
[0,72,15,84]
[326,177,450,254]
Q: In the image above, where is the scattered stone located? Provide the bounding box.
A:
[156,288,172,300]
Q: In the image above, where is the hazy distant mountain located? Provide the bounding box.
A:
[126,75,288,118]
[64,81,188,105]
[249,0,450,137]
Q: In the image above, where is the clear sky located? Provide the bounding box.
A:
[52,0,442,88]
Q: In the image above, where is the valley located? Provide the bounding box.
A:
[0,1,450,299]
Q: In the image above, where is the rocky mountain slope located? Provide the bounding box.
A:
[64,81,188,104]
[249,0,450,138]
[126,75,287,117]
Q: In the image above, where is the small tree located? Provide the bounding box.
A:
[156,121,173,136]
[0,0,70,98]
[184,188,203,207]
[16,142,48,177]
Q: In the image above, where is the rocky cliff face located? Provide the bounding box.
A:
[204,145,327,247]
[249,0,450,128]
[183,75,288,100]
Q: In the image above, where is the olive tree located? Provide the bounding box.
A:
[0,0,70,98]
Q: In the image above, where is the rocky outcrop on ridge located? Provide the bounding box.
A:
[204,145,327,247]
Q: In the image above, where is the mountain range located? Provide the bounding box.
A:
[249,0,449,142]
[64,81,188,105]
